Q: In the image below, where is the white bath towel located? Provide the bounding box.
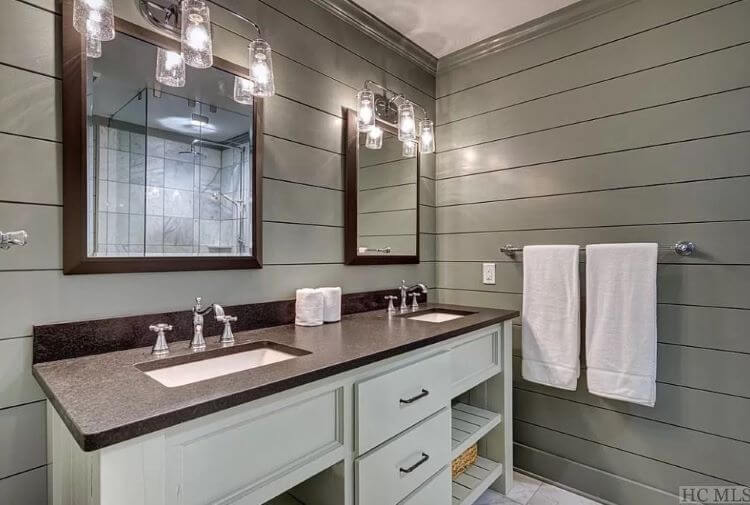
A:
[319,287,342,322]
[586,243,658,407]
[295,288,324,327]
[522,245,581,390]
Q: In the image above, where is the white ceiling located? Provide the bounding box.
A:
[353,0,582,58]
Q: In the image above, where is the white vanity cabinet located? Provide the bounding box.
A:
[48,320,513,505]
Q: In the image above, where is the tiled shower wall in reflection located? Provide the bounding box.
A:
[89,123,250,256]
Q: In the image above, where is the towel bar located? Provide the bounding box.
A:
[500,241,696,258]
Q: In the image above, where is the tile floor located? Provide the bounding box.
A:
[476,472,603,505]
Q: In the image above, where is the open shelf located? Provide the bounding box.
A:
[451,403,502,459]
[451,456,504,505]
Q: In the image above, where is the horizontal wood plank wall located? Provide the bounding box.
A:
[434,0,750,502]
[0,0,435,500]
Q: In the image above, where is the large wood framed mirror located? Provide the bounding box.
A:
[62,2,262,274]
[344,109,420,265]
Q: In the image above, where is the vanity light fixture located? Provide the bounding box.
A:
[73,0,115,41]
[356,89,375,132]
[365,126,383,150]
[418,119,434,154]
[181,0,213,68]
[354,80,433,158]
[402,140,417,158]
[155,48,186,87]
[397,102,416,142]
[233,76,254,104]
[137,0,275,99]
[248,39,275,97]
[85,35,102,58]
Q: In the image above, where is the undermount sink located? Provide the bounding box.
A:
[136,341,310,388]
[405,308,476,323]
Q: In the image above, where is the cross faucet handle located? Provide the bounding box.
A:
[409,292,420,311]
[149,323,173,356]
[216,314,238,345]
[384,295,397,314]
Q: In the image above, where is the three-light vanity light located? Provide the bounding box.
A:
[71,0,276,102]
[355,81,435,157]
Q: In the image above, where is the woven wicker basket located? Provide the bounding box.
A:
[451,444,478,478]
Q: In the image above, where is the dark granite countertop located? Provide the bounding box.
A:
[33,303,517,451]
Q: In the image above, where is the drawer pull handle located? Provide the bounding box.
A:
[399,389,429,404]
[400,453,430,474]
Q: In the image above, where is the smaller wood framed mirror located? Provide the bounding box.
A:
[62,1,263,274]
[344,109,420,265]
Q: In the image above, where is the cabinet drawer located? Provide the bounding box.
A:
[164,389,343,505]
[357,408,451,505]
[398,466,451,505]
[450,327,500,396]
[357,352,450,453]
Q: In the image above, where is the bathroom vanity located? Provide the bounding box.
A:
[34,303,517,505]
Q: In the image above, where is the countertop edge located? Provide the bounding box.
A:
[35,308,518,451]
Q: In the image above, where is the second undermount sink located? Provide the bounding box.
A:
[136,341,310,388]
[406,308,476,323]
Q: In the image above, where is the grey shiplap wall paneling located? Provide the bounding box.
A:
[513,443,699,505]
[434,0,750,500]
[436,0,750,123]
[0,0,436,498]
[436,0,737,97]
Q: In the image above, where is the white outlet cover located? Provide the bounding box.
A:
[482,263,496,285]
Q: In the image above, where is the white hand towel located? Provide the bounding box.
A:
[586,243,658,407]
[320,287,342,322]
[522,245,581,390]
[295,288,324,327]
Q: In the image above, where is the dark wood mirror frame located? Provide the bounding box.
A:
[62,0,263,274]
[344,108,420,265]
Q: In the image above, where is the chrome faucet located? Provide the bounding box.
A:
[398,280,428,313]
[191,297,213,351]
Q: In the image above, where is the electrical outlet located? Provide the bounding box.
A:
[482,263,496,285]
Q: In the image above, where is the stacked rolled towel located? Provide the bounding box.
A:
[319,287,342,323]
[295,288,324,326]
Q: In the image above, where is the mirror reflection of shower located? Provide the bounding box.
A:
[189,138,250,255]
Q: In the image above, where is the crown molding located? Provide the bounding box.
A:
[437,0,637,74]
[307,0,438,76]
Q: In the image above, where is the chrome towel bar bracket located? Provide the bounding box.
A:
[0,230,28,250]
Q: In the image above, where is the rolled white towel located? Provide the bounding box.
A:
[319,287,342,323]
[295,288,324,326]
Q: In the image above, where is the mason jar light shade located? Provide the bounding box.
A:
[249,39,275,97]
[155,48,186,88]
[365,126,383,150]
[181,0,213,68]
[418,119,435,154]
[402,140,417,158]
[86,35,102,58]
[397,102,416,142]
[356,90,375,132]
[233,76,254,105]
[73,0,115,41]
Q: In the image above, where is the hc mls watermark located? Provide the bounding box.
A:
[680,487,750,504]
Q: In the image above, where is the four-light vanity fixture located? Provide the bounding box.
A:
[71,0,275,101]
[356,80,435,157]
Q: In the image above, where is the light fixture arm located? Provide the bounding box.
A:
[139,0,262,39]
[204,0,261,38]
[363,80,428,118]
